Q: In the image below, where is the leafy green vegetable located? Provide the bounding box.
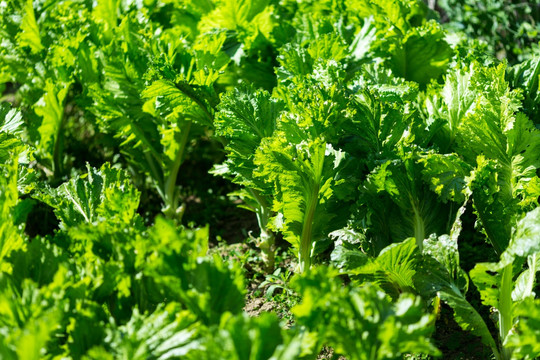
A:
[333,237,419,299]
[255,138,349,272]
[85,304,200,360]
[291,266,440,359]
[348,0,453,86]
[425,62,540,256]
[419,207,540,360]
[186,312,288,360]
[0,154,26,274]
[1,0,92,179]
[383,21,453,86]
[212,86,283,270]
[506,56,540,125]
[504,297,540,360]
[468,207,540,359]
[2,1,540,359]
[34,78,72,178]
[360,147,468,253]
[34,163,140,229]
[87,12,226,221]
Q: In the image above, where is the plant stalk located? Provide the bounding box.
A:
[248,188,276,272]
[52,117,64,180]
[499,264,514,360]
[412,203,425,252]
[162,120,192,222]
[298,184,319,273]
[52,100,70,180]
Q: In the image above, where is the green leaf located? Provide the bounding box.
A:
[349,0,428,34]
[143,79,214,127]
[330,228,370,270]
[469,262,503,310]
[0,104,23,135]
[467,157,512,255]
[339,238,420,299]
[440,63,477,134]
[0,154,25,274]
[91,304,200,360]
[419,152,471,204]
[255,138,348,272]
[437,288,499,357]
[361,147,462,252]
[0,268,72,359]
[0,104,27,165]
[291,266,440,360]
[276,45,313,81]
[422,200,469,291]
[346,87,413,158]
[34,163,140,229]
[145,218,244,325]
[466,149,540,257]
[501,207,540,268]
[352,62,420,103]
[468,208,540,356]
[33,78,72,175]
[371,237,418,295]
[199,0,274,38]
[455,63,533,164]
[414,200,499,357]
[188,312,286,360]
[512,253,540,302]
[16,0,43,54]
[276,63,354,144]
[349,16,378,61]
[211,86,284,270]
[504,297,540,360]
[92,0,120,42]
[7,235,69,288]
[382,21,453,86]
[307,32,348,64]
[213,86,283,188]
[423,62,477,150]
[506,56,540,123]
